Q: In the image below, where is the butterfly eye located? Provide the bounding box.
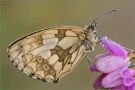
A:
[90,25,94,31]
[43,64,50,71]
[37,56,43,63]
[37,41,42,45]
[90,22,97,31]
[50,70,56,76]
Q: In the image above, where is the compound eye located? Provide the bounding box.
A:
[90,22,97,31]
[90,25,95,31]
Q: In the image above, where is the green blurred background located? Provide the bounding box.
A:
[1,0,135,90]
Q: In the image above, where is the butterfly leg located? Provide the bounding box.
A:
[85,54,96,72]
[85,54,94,64]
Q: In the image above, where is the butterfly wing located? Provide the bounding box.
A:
[7,26,86,83]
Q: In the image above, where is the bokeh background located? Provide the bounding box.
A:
[1,0,135,90]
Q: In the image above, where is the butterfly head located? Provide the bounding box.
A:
[85,22,100,44]
[85,9,116,44]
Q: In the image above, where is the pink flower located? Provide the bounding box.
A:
[128,83,135,90]
[89,64,99,72]
[91,37,135,90]
[92,73,107,89]
[100,36,127,58]
[112,84,128,90]
[95,54,128,73]
[112,83,135,90]
[120,68,135,79]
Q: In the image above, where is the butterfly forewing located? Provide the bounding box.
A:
[7,26,87,83]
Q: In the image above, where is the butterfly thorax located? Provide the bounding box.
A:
[81,24,99,52]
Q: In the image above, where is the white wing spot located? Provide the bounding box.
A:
[48,54,59,65]
[65,31,77,36]
[23,37,35,45]
[42,34,55,39]
[43,38,58,45]
[29,43,57,57]
[58,37,79,49]
[27,62,37,72]
[39,50,51,60]
[54,62,62,76]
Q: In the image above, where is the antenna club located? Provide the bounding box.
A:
[108,9,116,14]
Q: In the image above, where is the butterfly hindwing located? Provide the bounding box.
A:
[7,26,86,83]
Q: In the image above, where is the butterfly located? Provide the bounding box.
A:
[7,10,116,83]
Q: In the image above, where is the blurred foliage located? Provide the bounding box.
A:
[1,0,135,90]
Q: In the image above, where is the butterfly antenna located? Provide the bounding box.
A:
[91,9,116,25]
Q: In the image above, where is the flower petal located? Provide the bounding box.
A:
[89,64,99,72]
[95,53,110,62]
[93,73,107,89]
[123,78,135,86]
[128,83,135,90]
[102,70,123,88]
[95,54,128,73]
[112,84,128,90]
[120,68,135,79]
[101,36,127,58]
